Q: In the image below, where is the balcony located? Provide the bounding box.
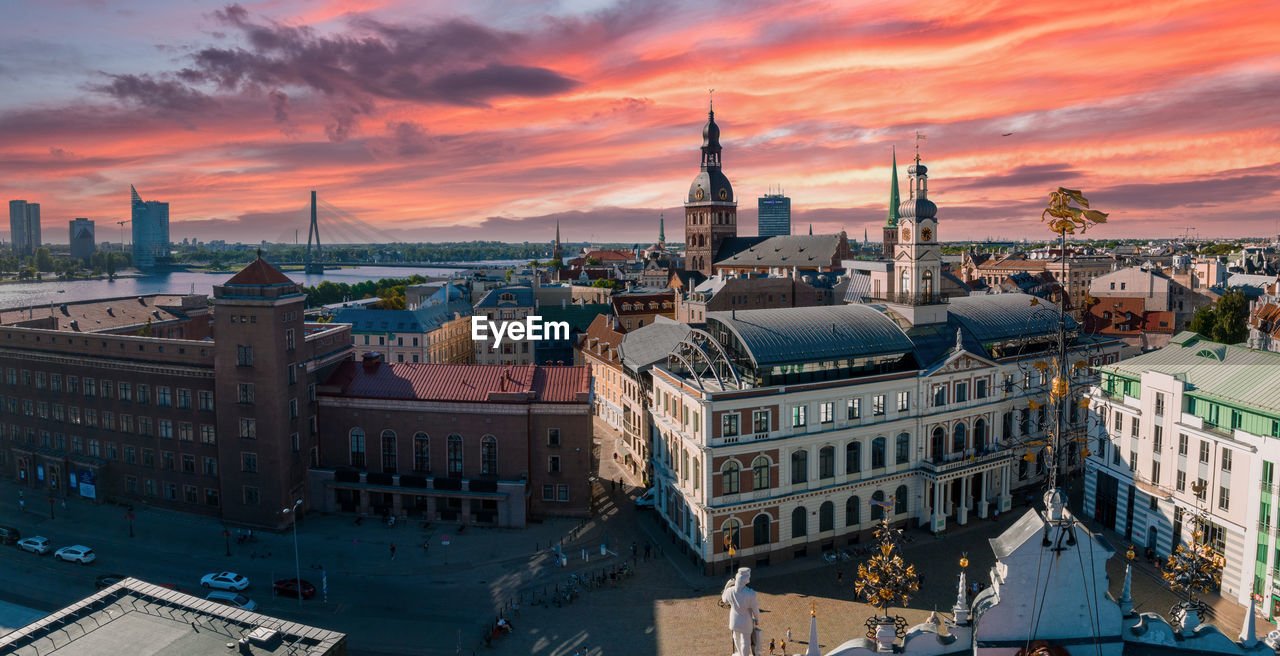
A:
[867,291,949,306]
[921,449,1012,475]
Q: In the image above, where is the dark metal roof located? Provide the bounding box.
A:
[707,304,914,367]
[620,319,692,372]
[713,233,846,268]
[947,293,1077,343]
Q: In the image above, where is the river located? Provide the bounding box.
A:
[0,265,483,309]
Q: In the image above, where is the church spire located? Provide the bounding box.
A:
[659,212,666,245]
[887,147,900,228]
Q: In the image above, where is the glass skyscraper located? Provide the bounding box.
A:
[757,193,791,237]
[131,185,170,269]
[8,200,41,255]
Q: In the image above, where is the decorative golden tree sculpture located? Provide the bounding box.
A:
[1042,187,1108,235]
[1163,481,1225,613]
[855,511,920,634]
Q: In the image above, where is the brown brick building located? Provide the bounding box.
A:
[0,259,352,528]
[312,359,592,525]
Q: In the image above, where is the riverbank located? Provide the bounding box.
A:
[0,272,144,286]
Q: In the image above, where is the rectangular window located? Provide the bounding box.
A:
[542,485,554,501]
[198,391,214,411]
[548,455,561,473]
[237,383,254,404]
[289,398,298,419]
[873,395,885,416]
[243,486,260,506]
[179,422,193,441]
[142,449,154,467]
[897,391,909,411]
[120,414,133,433]
[819,402,834,423]
[1196,478,1208,500]
[288,364,297,385]
[791,405,807,427]
[119,382,131,401]
[846,398,860,420]
[933,386,947,406]
[157,386,170,407]
[1129,450,1138,472]
[51,374,61,392]
[126,476,137,494]
[84,378,95,396]
[1222,449,1232,472]
[204,457,218,476]
[976,379,988,399]
[239,418,256,439]
[201,425,216,444]
[1176,469,1186,491]
[547,428,561,446]
[955,382,968,403]
[1150,460,1160,484]
[158,419,172,439]
[1130,417,1139,438]
[144,479,156,496]
[747,410,768,435]
[558,485,569,502]
[1178,433,1188,455]
[182,455,195,473]
[1155,392,1165,416]
[88,439,99,457]
[286,328,296,351]
[237,345,254,366]
[721,413,739,437]
[1153,425,1163,451]
[206,489,220,507]
[1199,440,1210,464]
[1219,486,1230,510]
[242,452,258,473]
[177,388,191,409]
[184,485,198,504]
[138,417,152,436]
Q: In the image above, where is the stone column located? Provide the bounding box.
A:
[999,464,1012,512]
[957,476,970,526]
[977,470,989,519]
[932,480,944,533]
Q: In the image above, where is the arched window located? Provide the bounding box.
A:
[952,422,967,453]
[922,270,934,301]
[791,449,808,484]
[413,433,430,472]
[819,446,835,479]
[752,456,770,490]
[871,490,885,520]
[974,418,987,452]
[846,495,861,526]
[481,435,497,476]
[791,506,807,538]
[871,437,886,468]
[819,501,834,532]
[895,433,910,465]
[931,426,945,461]
[894,485,908,514]
[381,429,397,473]
[722,461,740,494]
[447,433,463,475]
[845,441,861,474]
[349,428,366,467]
[722,518,741,550]
[900,269,911,295]
[753,514,771,546]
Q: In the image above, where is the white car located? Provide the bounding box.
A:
[205,591,258,611]
[17,536,51,555]
[635,488,656,508]
[54,545,96,564]
[201,572,250,591]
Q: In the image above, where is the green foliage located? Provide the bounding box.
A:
[1188,290,1248,344]
[137,318,154,337]
[301,275,427,308]
[590,278,619,289]
[585,256,602,265]
[35,248,54,272]
[1199,242,1239,256]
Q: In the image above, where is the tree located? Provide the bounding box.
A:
[586,256,602,265]
[106,254,116,277]
[35,248,54,272]
[1188,290,1248,344]
[137,318,154,337]
[590,278,619,290]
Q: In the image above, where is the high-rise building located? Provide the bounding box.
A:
[8,200,41,255]
[684,102,737,276]
[69,218,95,260]
[130,185,170,269]
[757,192,791,237]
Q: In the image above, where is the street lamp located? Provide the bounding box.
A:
[282,499,304,607]
[126,512,136,538]
[222,529,231,557]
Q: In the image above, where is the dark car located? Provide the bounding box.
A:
[272,578,316,599]
[0,526,20,545]
[94,574,127,589]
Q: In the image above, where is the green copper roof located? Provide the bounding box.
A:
[1101,331,1280,414]
[886,148,901,228]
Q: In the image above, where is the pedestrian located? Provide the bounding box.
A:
[769,637,776,654]
[630,541,637,557]
[786,627,792,642]
[611,479,616,492]
[836,567,844,584]
[644,542,651,561]
[512,601,520,617]
[390,543,397,560]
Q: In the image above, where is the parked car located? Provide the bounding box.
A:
[94,574,128,589]
[157,582,191,594]
[200,572,250,591]
[272,578,316,599]
[54,545,96,564]
[17,536,51,555]
[635,488,656,508]
[205,591,257,611]
[0,526,20,545]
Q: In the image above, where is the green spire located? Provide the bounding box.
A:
[887,147,901,228]
[659,212,665,243]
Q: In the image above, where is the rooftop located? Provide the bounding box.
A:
[714,233,847,269]
[323,361,591,403]
[474,286,535,309]
[223,257,294,286]
[0,294,207,333]
[0,578,346,656]
[707,304,915,367]
[1102,331,1280,413]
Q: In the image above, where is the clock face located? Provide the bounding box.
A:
[901,227,911,242]
[695,187,705,201]
[921,227,933,242]
[718,188,728,201]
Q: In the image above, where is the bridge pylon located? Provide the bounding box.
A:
[305,190,324,274]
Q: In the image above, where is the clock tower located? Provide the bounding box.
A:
[889,153,946,325]
[684,102,737,276]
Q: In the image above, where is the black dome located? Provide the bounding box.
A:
[703,113,721,149]
[688,170,733,204]
[898,198,937,219]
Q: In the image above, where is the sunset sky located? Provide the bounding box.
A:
[2,0,1277,245]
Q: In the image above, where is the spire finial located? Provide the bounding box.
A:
[915,130,927,165]
[887,147,901,227]
[708,88,714,116]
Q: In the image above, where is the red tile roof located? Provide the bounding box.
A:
[225,258,294,285]
[325,361,590,403]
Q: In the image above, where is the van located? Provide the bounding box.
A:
[0,526,20,545]
[205,591,258,612]
[635,488,656,509]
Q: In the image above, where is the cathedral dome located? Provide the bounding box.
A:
[688,170,733,204]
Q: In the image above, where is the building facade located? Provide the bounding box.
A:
[472,286,537,365]
[1085,332,1280,612]
[69,218,95,260]
[684,105,738,276]
[757,193,791,237]
[8,199,41,255]
[131,185,170,269]
[312,358,592,525]
[0,259,352,528]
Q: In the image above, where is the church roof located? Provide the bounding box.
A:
[707,304,915,367]
[713,234,847,269]
[224,257,294,286]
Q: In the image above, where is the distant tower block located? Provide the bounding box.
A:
[305,190,323,274]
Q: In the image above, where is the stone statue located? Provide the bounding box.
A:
[721,567,761,656]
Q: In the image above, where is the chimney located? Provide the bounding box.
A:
[362,352,383,372]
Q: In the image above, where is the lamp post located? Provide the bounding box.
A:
[126,512,135,538]
[223,529,231,557]
[282,499,304,607]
